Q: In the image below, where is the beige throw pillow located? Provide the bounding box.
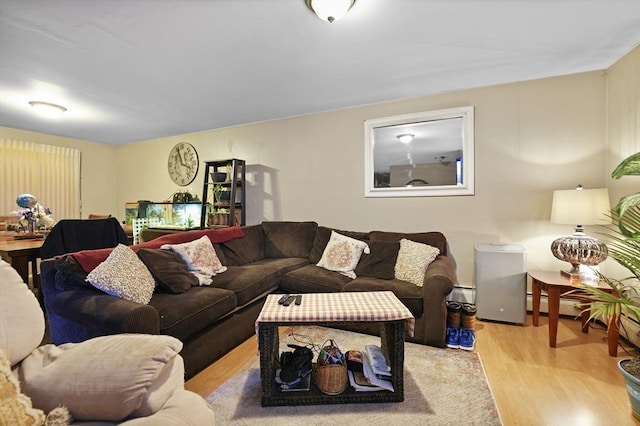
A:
[394,238,440,287]
[86,244,155,304]
[161,235,227,285]
[0,349,46,426]
[316,231,370,279]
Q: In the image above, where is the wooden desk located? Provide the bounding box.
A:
[529,270,618,356]
[0,232,44,285]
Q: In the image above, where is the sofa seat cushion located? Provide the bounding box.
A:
[150,288,237,341]
[281,264,352,293]
[343,278,423,316]
[211,264,283,306]
[251,257,310,274]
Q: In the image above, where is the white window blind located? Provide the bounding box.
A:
[0,138,81,220]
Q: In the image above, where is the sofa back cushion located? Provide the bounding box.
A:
[262,221,318,259]
[308,226,370,264]
[354,240,399,280]
[137,248,198,293]
[219,224,265,265]
[368,230,448,256]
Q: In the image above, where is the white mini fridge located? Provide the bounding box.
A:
[474,243,526,325]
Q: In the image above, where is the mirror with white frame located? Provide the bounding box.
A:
[364,106,474,197]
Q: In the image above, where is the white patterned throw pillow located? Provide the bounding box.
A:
[316,231,370,279]
[86,244,155,304]
[161,235,226,285]
[394,238,440,287]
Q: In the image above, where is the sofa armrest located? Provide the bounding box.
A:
[118,389,215,426]
[421,255,455,346]
[51,288,160,335]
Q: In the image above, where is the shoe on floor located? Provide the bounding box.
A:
[459,328,476,351]
[445,326,460,349]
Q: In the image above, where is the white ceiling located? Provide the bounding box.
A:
[0,0,639,146]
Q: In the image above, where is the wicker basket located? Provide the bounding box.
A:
[315,363,348,395]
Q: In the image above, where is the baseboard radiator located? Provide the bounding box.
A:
[449,286,640,349]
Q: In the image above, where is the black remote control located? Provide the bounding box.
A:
[277,294,289,305]
[283,295,295,306]
[294,295,302,305]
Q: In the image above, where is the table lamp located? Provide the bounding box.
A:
[550,185,611,278]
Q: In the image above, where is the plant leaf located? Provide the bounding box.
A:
[612,151,640,179]
[616,198,640,238]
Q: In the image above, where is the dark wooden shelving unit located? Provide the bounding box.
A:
[200,159,246,228]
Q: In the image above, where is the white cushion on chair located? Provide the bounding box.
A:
[16,334,184,422]
[0,260,45,367]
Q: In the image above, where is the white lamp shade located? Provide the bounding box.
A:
[550,187,611,226]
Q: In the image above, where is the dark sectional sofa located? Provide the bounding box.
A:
[40,221,456,379]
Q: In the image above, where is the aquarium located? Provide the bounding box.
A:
[137,201,203,230]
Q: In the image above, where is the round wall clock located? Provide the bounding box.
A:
[167,142,199,186]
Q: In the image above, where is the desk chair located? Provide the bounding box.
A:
[40,217,129,260]
[88,213,111,219]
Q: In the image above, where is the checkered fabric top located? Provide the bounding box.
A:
[256,291,415,337]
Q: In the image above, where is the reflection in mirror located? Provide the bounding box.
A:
[364,106,474,197]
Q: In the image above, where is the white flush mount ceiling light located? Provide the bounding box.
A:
[28,101,67,118]
[306,0,356,23]
[397,134,414,144]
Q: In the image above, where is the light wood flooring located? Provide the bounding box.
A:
[186,314,638,426]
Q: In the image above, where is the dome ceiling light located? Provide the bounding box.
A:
[28,101,67,118]
[305,0,356,23]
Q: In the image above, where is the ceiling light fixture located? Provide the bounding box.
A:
[397,134,414,144]
[305,0,356,23]
[28,101,67,118]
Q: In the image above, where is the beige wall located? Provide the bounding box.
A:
[605,45,640,278]
[116,70,609,286]
[0,126,117,219]
[3,46,637,287]
[607,45,640,204]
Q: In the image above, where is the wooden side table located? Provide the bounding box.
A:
[529,270,619,356]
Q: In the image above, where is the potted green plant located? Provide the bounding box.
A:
[209,183,229,226]
[575,152,640,419]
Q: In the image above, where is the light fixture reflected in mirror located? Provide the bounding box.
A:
[397,134,414,144]
[28,101,67,118]
[305,0,356,23]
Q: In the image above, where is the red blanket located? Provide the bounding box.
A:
[72,226,245,272]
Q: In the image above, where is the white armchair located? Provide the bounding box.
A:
[0,259,214,425]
